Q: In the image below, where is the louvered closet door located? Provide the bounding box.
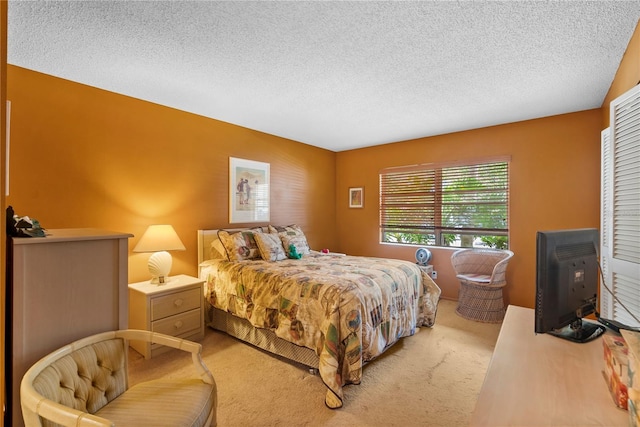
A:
[603,84,640,325]
[600,127,613,319]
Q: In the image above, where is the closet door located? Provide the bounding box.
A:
[600,127,613,319]
[602,84,640,325]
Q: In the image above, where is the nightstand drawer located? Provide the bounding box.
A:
[151,308,201,337]
[151,287,201,321]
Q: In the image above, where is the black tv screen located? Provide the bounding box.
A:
[535,228,605,343]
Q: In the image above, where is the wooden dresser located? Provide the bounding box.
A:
[6,228,132,427]
[470,305,627,426]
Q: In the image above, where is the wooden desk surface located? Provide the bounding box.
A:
[470,305,627,426]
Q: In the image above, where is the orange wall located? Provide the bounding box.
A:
[6,66,337,283]
[335,110,602,306]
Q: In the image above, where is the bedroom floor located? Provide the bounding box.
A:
[128,299,502,426]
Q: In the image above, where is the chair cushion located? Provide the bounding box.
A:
[457,273,491,283]
[95,378,216,427]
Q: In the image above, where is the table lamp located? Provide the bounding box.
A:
[133,224,186,285]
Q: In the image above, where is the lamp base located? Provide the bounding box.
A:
[148,251,173,286]
[149,275,175,285]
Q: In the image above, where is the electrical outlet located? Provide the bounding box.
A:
[431,270,438,279]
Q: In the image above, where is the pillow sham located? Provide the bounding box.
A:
[218,229,262,262]
[267,224,311,257]
[280,233,310,257]
[254,232,287,261]
[210,238,228,260]
[271,225,310,257]
[268,224,304,234]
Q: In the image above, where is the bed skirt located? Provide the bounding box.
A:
[208,305,320,369]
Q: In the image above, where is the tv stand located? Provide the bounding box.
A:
[548,318,606,343]
[470,305,627,426]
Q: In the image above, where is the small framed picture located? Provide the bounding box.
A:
[349,187,364,208]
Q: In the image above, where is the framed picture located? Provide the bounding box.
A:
[229,157,270,223]
[349,187,364,208]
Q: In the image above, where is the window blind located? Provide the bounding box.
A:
[380,169,436,234]
[380,160,509,245]
[440,162,509,233]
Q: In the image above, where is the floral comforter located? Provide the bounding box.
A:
[199,252,441,408]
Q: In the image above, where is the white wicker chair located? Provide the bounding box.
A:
[451,248,514,323]
[21,329,217,427]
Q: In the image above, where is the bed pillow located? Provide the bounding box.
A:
[254,232,287,261]
[210,238,228,260]
[268,224,303,234]
[217,229,262,262]
[280,233,310,258]
[273,226,310,257]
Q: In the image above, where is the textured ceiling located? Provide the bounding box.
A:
[7,1,640,152]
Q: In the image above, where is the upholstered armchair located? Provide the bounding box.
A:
[451,248,514,323]
[21,329,217,427]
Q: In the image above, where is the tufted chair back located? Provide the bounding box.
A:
[21,329,216,427]
[31,338,127,426]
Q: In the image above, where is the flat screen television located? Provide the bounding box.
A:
[535,228,605,343]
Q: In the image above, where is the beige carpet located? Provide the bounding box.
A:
[128,299,501,427]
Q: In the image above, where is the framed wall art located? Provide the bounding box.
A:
[229,157,270,223]
[349,187,364,208]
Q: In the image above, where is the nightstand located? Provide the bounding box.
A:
[128,274,205,359]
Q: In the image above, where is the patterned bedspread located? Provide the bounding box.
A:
[200,252,441,408]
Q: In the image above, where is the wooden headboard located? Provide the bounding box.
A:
[197,229,220,265]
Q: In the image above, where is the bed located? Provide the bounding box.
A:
[197,226,441,409]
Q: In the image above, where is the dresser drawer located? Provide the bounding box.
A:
[151,308,201,337]
[151,287,201,321]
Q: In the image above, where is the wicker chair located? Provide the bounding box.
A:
[21,329,217,427]
[451,248,514,323]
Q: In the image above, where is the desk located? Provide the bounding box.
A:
[470,305,627,426]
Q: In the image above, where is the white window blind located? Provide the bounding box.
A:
[379,168,436,235]
[380,160,509,247]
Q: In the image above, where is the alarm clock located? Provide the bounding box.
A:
[415,247,432,266]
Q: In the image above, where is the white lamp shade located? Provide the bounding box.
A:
[133,225,186,252]
[134,225,185,285]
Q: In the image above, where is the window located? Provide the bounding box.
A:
[380,159,509,248]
